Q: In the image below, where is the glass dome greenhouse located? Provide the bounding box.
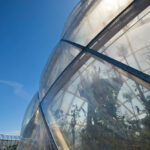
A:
[0,134,20,150]
[17,0,150,150]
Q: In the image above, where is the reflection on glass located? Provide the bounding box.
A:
[62,0,133,46]
[0,134,20,150]
[42,56,150,150]
[102,6,150,75]
[17,109,52,150]
[39,41,80,99]
[21,93,40,135]
[17,1,150,150]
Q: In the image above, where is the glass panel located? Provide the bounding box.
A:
[62,0,133,46]
[17,109,53,150]
[21,93,40,135]
[0,135,20,150]
[42,56,150,150]
[39,41,80,99]
[101,6,150,75]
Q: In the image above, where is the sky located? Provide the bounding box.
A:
[0,0,79,135]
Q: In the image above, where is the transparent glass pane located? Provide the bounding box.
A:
[21,92,40,135]
[39,41,80,99]
[0,135,20,150]
[62,0,133,46]
[101,6,150,75]
[17,109,53,150]
[42,56,150,150]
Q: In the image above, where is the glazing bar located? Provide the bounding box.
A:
[61,39,150,85]
[39,105,58,150]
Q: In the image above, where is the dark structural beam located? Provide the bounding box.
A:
[39,105,58,150]
[62,39,150,85]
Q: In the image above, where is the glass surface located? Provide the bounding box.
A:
[39,41,80,99]
[101,6,150,75]
[42,56,150,150]
[62,0,133,46]
[21,93,40,135]
[0,134,20,150]
[0,134,20,141]
[17,109,53,150]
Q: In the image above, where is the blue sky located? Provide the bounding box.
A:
[0,0,79,135]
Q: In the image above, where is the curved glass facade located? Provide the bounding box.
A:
[21,92,40,135]
[17,109,53,150]
[39,42,80,99]
[62,0,133,46]
[18,0,150,150]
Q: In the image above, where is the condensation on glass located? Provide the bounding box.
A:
[17,109,53,150]
[39,41,80,99]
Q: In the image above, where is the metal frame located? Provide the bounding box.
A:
[39,50,85,105]
[61,39,150,84]
[86,0,150,50]
[40,0,150,106]
[39,0,150,104]
[21,0,150,149]
[39,105,58,150]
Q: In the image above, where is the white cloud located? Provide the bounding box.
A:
[0,80,30,100]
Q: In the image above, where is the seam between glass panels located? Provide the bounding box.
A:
[39,1,150,149]
[86,0,150,49]
[62,0,98,38]
[102,11,150,53]
[21,113,36,136]
[39,51,90,150]
[39,105,58,150]
[61,39,150,84]
[21,105,57,150]
[40,50,85,105]
[40,0,150,105]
